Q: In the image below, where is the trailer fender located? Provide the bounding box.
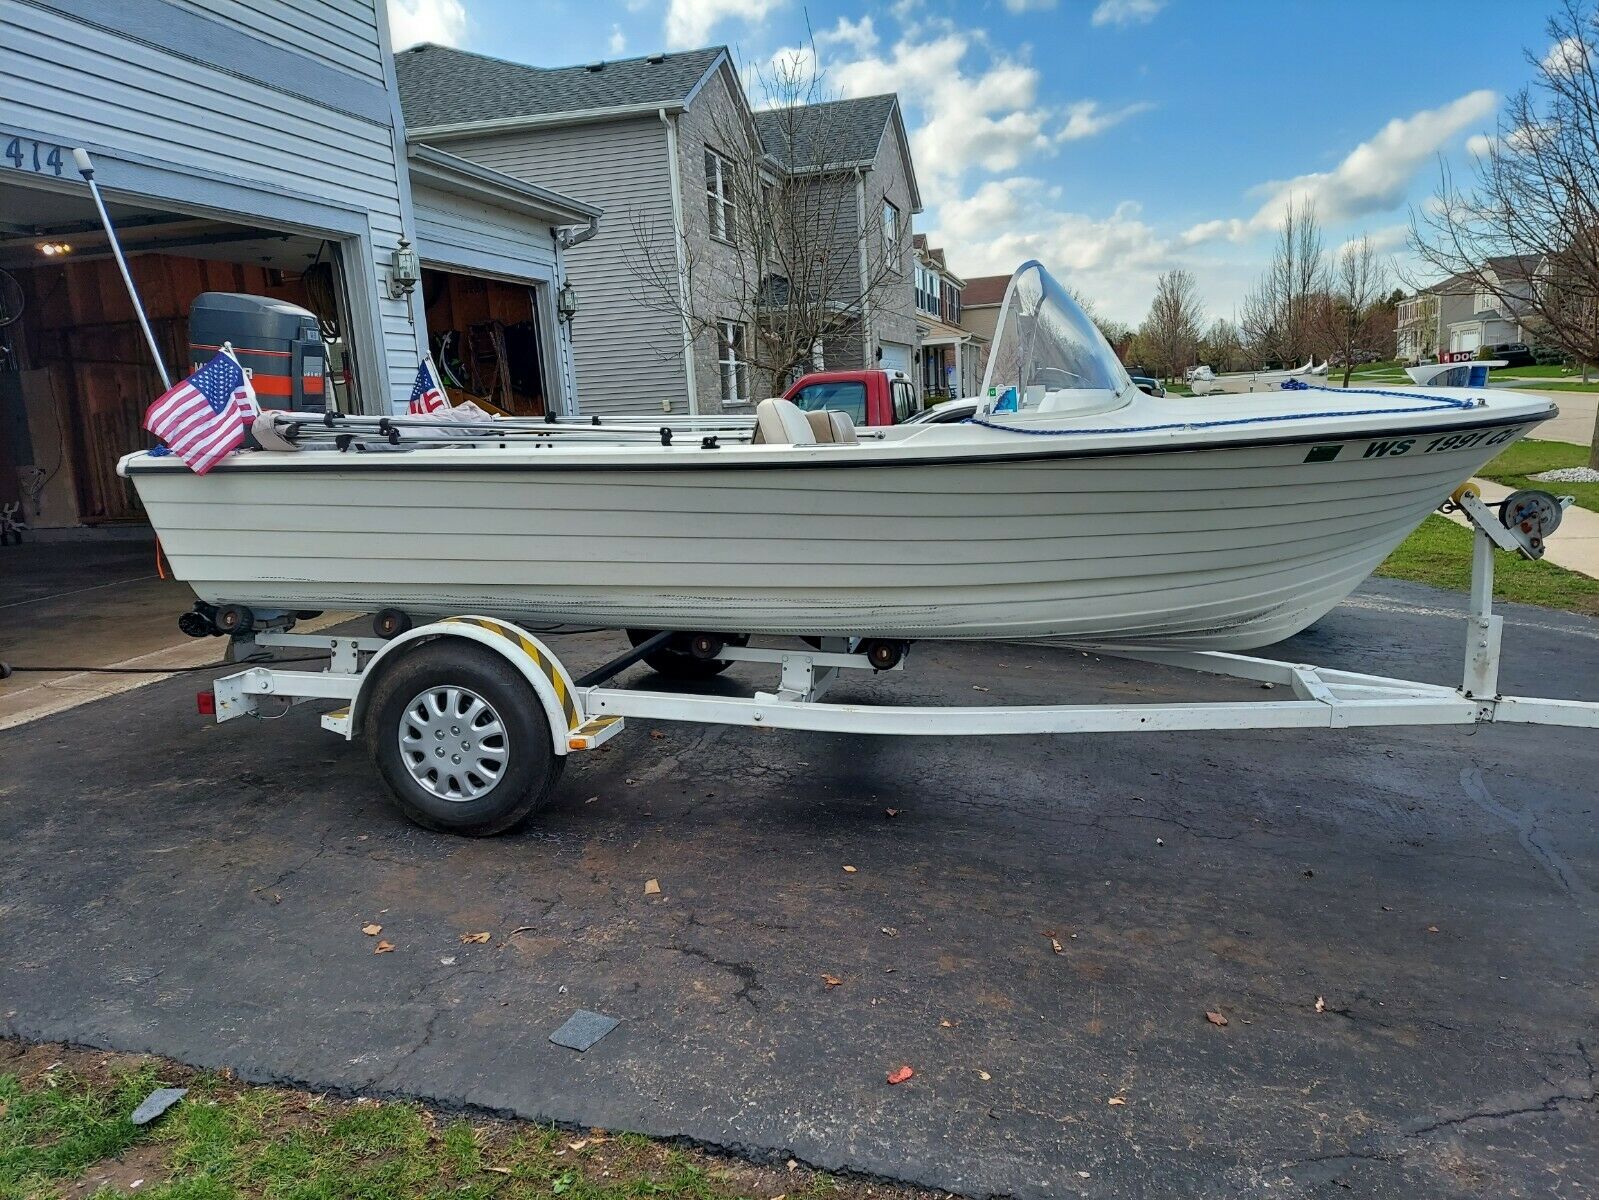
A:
[351,616,581,754]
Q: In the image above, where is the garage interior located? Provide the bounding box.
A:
[422,269,550,417]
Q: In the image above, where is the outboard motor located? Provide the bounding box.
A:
[188,292,326,413]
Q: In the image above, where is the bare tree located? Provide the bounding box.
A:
[1411,0,1599,461]
[627,52,910,405]
[1241,198,1327,368]
[1324,235,1391,386]
[1138,268,1206,381]
[1202,317,1245,373]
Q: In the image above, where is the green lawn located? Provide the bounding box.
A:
[1480,439,1599,512]
[0,1046,907,1200]
[1492,364,1593,380]
[1376,515,1599,617]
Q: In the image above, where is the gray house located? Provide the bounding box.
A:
[1397,254,1546,363]
[395,43,922,417]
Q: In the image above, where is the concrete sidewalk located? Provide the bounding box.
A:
[1442,479,1599,578]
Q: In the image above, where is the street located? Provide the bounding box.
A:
[3,578,1595,1199]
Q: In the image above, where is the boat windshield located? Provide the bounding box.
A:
[979,261,1134,418]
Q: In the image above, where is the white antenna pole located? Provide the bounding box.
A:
[73,148,171,389]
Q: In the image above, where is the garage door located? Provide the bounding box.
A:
[1450,327,1482,354]
[879,341,912,375]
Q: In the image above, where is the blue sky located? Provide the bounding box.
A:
[388,0,1557,323]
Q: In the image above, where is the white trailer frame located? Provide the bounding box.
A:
[204,490,1598,831]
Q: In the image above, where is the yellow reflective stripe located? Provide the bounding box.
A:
[446,616,578,729]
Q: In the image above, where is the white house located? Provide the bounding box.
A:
[0,0,597,530]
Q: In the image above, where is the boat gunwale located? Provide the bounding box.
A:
[119,404,1556,475]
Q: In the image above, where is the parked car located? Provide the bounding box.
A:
[782,370,921,426]
[1487,343,1535,368]
[904,397,979,424]
[1129,374,1165,397]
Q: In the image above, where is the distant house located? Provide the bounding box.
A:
[912,236,985,400]
[1397,254,1546,363]
[396,43,922,416]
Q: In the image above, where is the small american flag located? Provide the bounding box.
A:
[408,358,447,414]
[144,350,258,475]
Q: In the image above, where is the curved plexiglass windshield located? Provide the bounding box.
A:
[979,261,1133,416]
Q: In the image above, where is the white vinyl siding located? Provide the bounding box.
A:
[1,2,420,404]
[166,0,386,82]
[445,118,684,418]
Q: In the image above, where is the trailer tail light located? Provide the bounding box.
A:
[196,690,216,716]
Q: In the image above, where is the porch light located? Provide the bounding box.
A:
[38,242,72,256]
[387,237,420,299]
[557,279,578,323]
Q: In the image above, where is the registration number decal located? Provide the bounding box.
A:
[1305,424,1529,464]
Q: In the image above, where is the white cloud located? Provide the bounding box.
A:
[927,178,1182,320]
[665,0,783,49]
[1183,89,1497,244]
[1091,0,1165,27]
[1059,99,1154,141]
[814,14,878,57]
[608,23,627,55]
[1542,34,1593,75]
[387,0,467,48]
[1003,0,1058,12]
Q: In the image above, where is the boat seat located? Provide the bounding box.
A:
[751,397,817,445]
[804,410,858,444]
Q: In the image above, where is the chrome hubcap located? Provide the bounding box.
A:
[398,685,508,802]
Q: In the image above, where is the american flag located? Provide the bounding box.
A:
[143,350,258,475]
[408,358,447,414]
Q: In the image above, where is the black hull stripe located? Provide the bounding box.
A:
[124,407,1554,475]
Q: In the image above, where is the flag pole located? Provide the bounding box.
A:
[73,148,171,389]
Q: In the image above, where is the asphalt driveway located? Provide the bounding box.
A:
[2,579,1595,1199]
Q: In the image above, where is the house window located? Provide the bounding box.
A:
[882,201,899,268]
[949,285,960,325]
[915,264,940,316]
[705,148,735,243]
[717,320,750,404]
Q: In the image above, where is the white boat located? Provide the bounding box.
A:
[119,263,1557,653]
[1406,359,1507,387]
[1190,359,1317,395]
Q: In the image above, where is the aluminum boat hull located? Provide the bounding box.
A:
[120,398,1554,652]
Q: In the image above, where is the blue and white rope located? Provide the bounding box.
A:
[970,380,1481,438]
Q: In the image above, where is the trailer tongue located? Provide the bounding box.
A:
[198,486,1596,837]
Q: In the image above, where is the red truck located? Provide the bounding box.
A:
[781,369,923,427]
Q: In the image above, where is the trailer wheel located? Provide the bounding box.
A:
[364,642,564,836]
[626,630,748,679]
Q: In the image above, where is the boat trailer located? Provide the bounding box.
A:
[203,487,1598,835]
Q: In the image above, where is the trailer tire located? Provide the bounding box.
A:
[364,642,564,836]
[626,629,748,679]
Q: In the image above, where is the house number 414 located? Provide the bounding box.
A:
[4,137,65,175]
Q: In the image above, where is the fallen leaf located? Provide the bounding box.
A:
[460,932,491,944]
[439,956,456,966]
[972,684,989,692]
[1155,837,1165,847]
[880,926,899,938]
[842,865,858,873]
[1107,1096,1126,1106]
[568,1139,589,1151]
[939,1019,955,1028]
[786,1159,798,1171]
[649,730,666,740]
[1314,996,1326,1013]
[885,808,900,817]
[886,1065,914,1085]
[821,974,842,987]
[374,941,395,954]
[584,796,599,804]
[977,1069,991,1081]
[1426,925,1440,933]
[483,1166,511,1175]
[1050,938,1064,954]
[361,924,382,936]
[644,879,661,895]
[1205,1011,1229,1027]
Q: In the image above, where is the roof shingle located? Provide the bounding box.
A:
[752,95,898,168]
[395,43,726,129]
